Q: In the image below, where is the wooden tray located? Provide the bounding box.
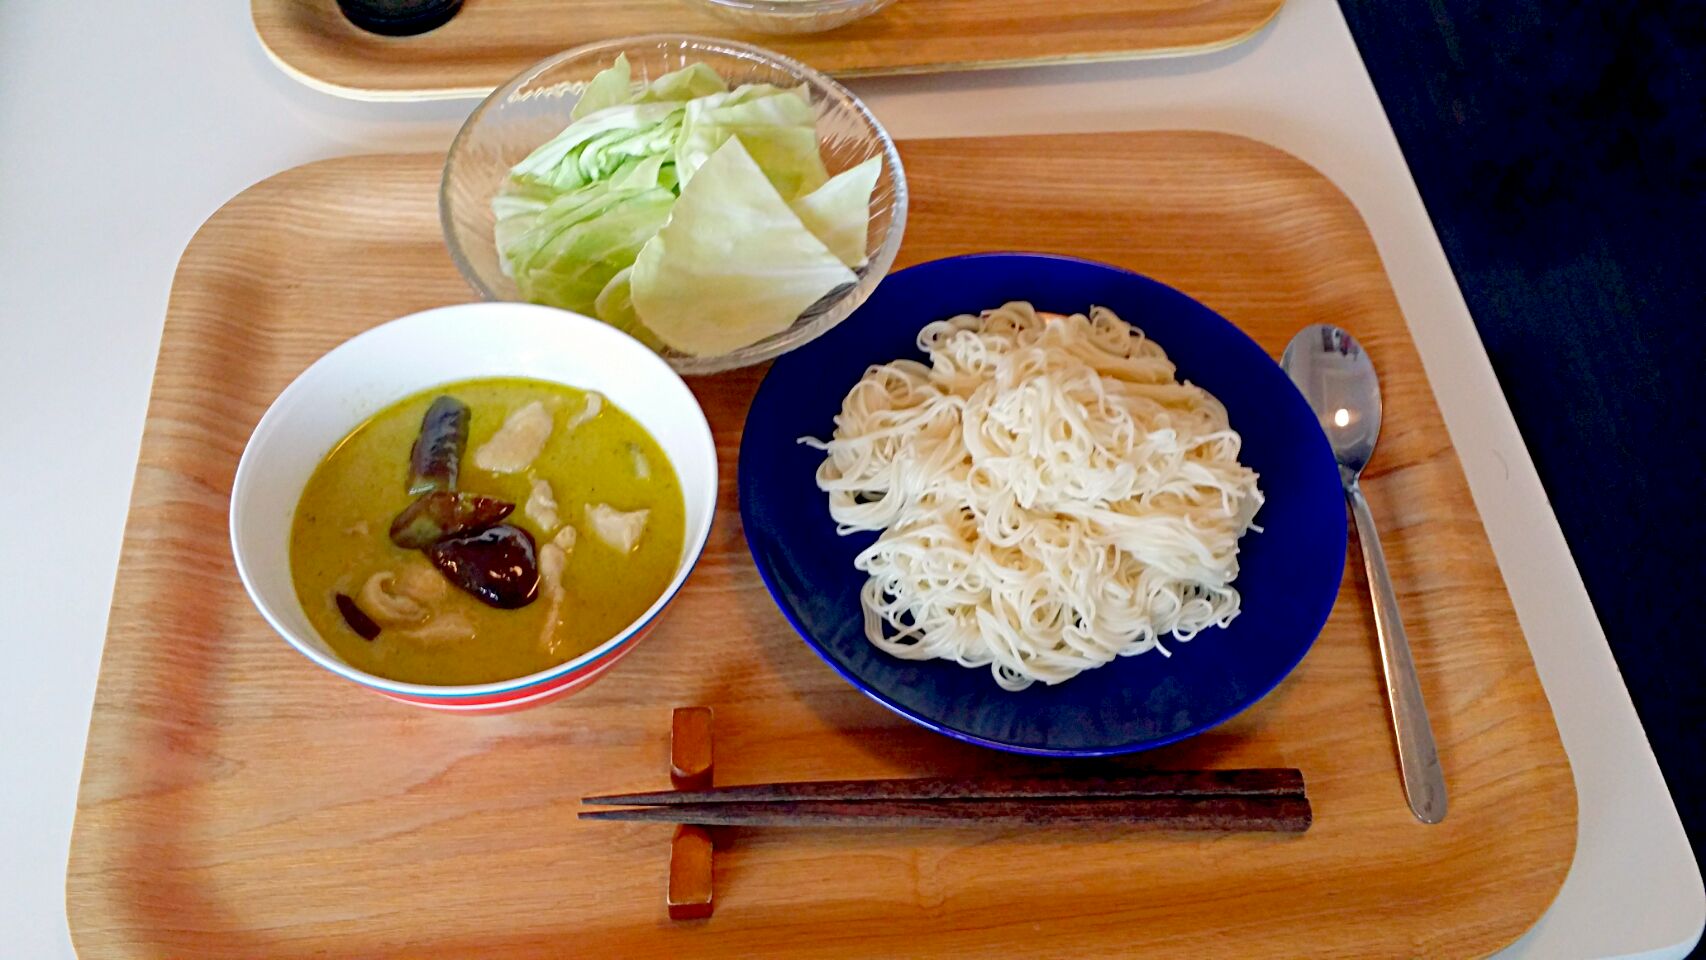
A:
[252,0,1285,101]
[68,132,1575,959]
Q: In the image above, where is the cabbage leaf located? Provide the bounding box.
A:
[630,138,854,356]
[493,56,876,354]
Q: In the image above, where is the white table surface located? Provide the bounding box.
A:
[1,1,1700,956]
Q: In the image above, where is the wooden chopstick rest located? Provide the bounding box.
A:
[667,707,713,921]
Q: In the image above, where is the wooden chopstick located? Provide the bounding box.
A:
[580,795,1312,832]
[584,769,1304,807]
[580,769,1310,833]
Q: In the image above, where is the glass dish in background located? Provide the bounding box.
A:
[682,0,897,35]
[440,34,907,375]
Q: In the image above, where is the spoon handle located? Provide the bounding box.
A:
[1346,481,1448,823]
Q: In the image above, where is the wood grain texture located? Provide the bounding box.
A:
[66,133,1575,959]
[251,0,1285,101]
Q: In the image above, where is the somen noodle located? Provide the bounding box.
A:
[802,301,1263,691]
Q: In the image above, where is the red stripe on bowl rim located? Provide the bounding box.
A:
[373,621,655,707]
[380,649,630,712]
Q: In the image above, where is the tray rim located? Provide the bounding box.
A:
[67,131,1577,959]
[249,0,1286,103]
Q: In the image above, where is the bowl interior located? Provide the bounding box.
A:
[231,302,718,695]
[441,34,907,375]
[740,254,1348,755]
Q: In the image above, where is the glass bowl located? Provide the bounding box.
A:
[441,34,908,376]
[681,0,898,34]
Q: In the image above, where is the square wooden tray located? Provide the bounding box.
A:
[252,0,1284,100]
[68,132,1574,958]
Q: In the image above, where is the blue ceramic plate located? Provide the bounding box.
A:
[740,254,1346,756]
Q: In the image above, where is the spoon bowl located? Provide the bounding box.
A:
[1281,324,1383,480]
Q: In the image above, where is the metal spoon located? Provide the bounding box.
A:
[1282,325,1447,824]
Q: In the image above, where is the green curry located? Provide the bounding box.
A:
[289,377,685,686]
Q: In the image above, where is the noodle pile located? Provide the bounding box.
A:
[803,302,1263,690]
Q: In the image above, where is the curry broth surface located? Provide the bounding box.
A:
[290,378,685,685]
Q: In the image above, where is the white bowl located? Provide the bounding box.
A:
[230,302,717,713]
